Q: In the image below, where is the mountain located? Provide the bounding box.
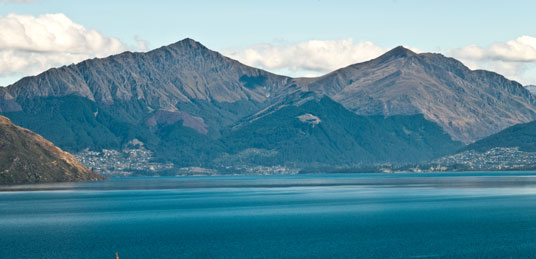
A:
[293,46,536,143]
[0,39,534,169]
[464,120,536,152]
[1,39,291,153]
[4,38,289,109]
[0,116,104,184]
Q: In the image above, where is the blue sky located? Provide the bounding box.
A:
[1,0,536,85]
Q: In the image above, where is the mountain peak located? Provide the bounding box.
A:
[378,46,416,60]
[167,38,208,50]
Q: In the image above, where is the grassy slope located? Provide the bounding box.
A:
[0,116,105,184]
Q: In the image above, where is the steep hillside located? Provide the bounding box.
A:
[0,116,104,184]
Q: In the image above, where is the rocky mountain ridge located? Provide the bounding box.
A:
[2,39,290,110]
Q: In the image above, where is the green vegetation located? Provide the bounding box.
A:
[221,97,462,167]
[465,120,536,152]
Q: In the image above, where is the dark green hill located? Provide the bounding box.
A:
[465,120,536,152]
[0,116,105,185]
[219,96,462,167]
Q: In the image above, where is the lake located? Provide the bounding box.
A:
[2,172,536,258]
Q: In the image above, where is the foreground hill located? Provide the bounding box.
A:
[0,116,104,184]
[0,38,534,169]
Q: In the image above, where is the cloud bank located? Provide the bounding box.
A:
[0,13,131,85]
[448,36,536,85]
[450,36,536,62]
[223,39,386,77]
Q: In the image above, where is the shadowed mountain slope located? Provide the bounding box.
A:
[219,94,462,167]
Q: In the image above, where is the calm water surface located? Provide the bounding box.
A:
[2,172,536,258]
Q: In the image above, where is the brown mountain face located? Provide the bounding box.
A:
[0,116,104,185]
[293,46,536,143]
[3,38,290,112]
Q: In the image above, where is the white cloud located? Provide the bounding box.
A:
[0,13,140,86]
[448,36,536,85]
[224,36,536,85]
[134,36,149,52]
[223,39,387,77]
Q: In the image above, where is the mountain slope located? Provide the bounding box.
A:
[218,94,462,166]
[0,116,104,184]
[294,46,536,143]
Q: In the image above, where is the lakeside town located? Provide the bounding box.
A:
[74,148,174,176]
[74,146,536,176]
[74,148,301,176]
[431,147,536,171]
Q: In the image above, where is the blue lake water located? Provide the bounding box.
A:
[3,172,536,258]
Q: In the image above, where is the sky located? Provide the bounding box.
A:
[1,0,536,86]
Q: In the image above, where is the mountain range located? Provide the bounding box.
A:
[0,116,104,184]
[1,38,535,169]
